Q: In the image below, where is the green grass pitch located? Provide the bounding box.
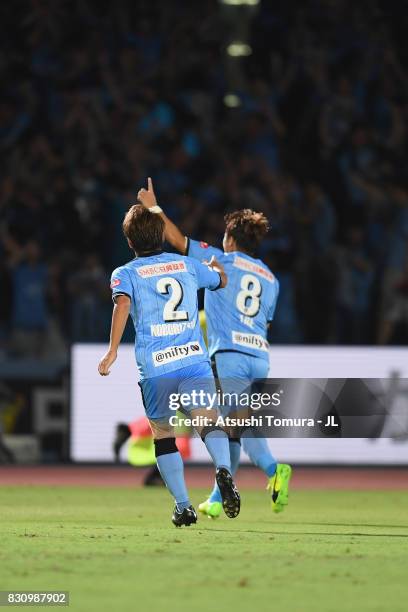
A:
[1,486,407,612]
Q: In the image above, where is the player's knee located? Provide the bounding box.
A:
[189,408,219,438]
[148,418,174,440]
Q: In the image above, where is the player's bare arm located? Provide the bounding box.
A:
[137,177,188,254]
[98,294,131,376]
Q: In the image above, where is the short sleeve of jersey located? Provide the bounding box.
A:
[187,238,223,263]
[189,257,221,291]
[267,279,279,321]
[110,266,133,303]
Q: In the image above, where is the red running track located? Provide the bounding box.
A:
[0,465,407,489]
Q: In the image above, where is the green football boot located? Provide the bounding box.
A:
[267,464,292,513]
[198,498,222,519]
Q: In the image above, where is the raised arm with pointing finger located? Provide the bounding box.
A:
[137,177,187,254]
[137,178,227,288]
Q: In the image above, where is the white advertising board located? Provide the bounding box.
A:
[70,345,408,464]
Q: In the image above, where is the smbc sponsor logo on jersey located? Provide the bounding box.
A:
[232,255,275,283]
[152,341,204,366]
[137,261,187,278]
[232,331,269,351]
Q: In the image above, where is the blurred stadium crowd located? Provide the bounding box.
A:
[1,0,408,359]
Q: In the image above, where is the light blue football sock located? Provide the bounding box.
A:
[242,434,277,478]
[156,451,190,510]
[209,439,241,503]
[203,430,231,471]
[229,439,241,475]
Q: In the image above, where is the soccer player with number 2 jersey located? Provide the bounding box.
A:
[98,204,240,526]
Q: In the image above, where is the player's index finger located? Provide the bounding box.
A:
[148,177,153,191]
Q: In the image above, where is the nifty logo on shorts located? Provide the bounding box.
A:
[152,341,204,366]
[137,261,187,278]
[232,331,269,352]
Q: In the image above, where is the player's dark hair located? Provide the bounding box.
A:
[224,209,269,254]
[123,205,165,254]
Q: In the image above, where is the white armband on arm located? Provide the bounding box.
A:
[147,205,163,214]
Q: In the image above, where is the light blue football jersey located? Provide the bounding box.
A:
[187,239,279,362]
[110,251,222,380]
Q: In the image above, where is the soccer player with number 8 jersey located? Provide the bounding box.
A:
[138,178,292,518]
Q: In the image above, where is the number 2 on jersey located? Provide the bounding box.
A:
[236,273,261,317]
[156,277,188,321]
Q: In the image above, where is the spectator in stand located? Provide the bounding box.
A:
[378,254,408,345]
[68,253,110,342]
[335,225,375,344]
[9,241,49,357]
